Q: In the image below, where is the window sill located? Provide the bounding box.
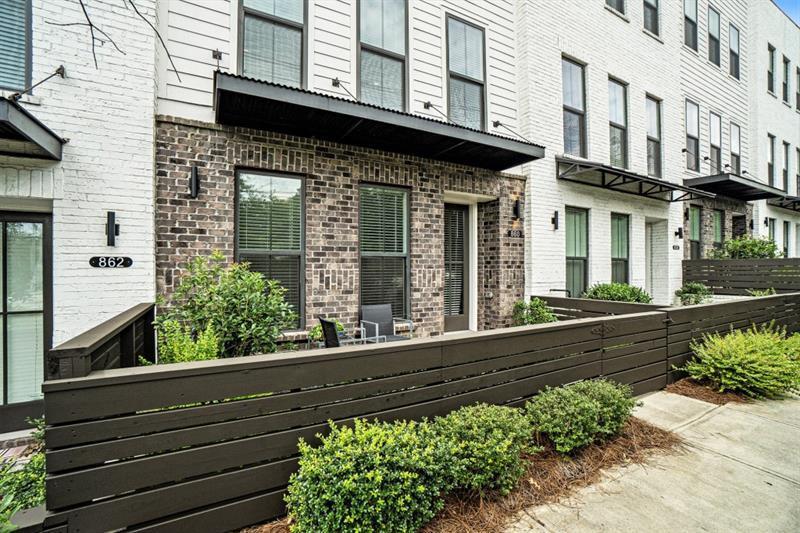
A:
[767,90,777,98]
[728,73,741,84]
[0,90,42,106]
[682,44,700,56]
[604,5,630,23]
[642,28,663,44]
[782,100,792,109]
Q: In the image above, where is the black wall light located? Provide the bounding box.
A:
[675,227,684,239]
[749,219,754,230]
[764,217,769,226]
[189,165,200,199]
[512,198,523,219]
[106,211,120,247]
[551,210,559,230]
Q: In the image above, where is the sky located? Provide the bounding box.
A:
[775,0,800,24]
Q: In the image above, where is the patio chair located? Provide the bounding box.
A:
[317,316,362,348]
[360,304,414,343]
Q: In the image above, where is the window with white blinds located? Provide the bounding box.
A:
[444,205,466,317]
[241,0,304,87]
[0,0,30,91]
[359,0,406,111]
[447,17,485,130]
[360,185,408,318]
[236,171,304,326]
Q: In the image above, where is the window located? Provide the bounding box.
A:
[236,171,304,327]
[767,217,776,243]
[606,0,625,14]
[783,141,791,191]
[646,96,661,177]
[643,0,659,35]
[730,122,741,175]
[768,134,776,186]
[608,79,628,168]
[0,0,30,91]
[729,24,740,79]
[712,210,724,249]
[768,44,775,93]
[708,7,720,66]
[240,0,304,87]
[688,205,701,259]
[797,148,800,196]
[562,58,586,157]
[783,221,791,256]
[684,0,698,50]
[359,0,406,111]
[611,213,629,284]
[360,185,409,318]
[447,17,485,130]
[566,207,588,298]
[783,56,791,103]
[796,67,800,109]
[709,112,722,174]
[685,100,699,171]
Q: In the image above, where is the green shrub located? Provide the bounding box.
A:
[525,380,636,454]
[156,251,296,357]
[156,319,219,364]
[746,288,777,297]
[432,404,535,495]
[675,282,712,305]
[285,419,449,533]
[0,419,46,528]
[708,236,781,259]
[583,283,652,303]
[684,325,800,398]
[512,298,558,326]
[307,319,344,343]
[783,334,800,361]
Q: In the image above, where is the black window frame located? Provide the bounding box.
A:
[796,67,800,109]
[445,14,487,131]
[238,0,307,88]
[728,23,740,79]
[709,111,722,174]
[730,122,741,175]
[611,213,629,284]
[643,0,659,36]
[565,206,589,298]
[606,0,626,15]
[0,0,32,92]
[562,57,587,158]
[783,141,791,192]
[688,205,702,259]
[796,147,800,196]
[646,95,662,178]
[768,44,776,94]
[782,56,791,103]
[684,0,698,51]
[685,99,700,171]
[783,220,791,256]
[768,217,776,243]
[608,77,628,169]
[357,0,408,112]
[712,209,724,249]
[707,6,720,67]
[768,133,776,186]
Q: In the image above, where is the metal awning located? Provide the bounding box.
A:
[0,97,64,160]
[556,157,714,202]
[768,195,800,212]
[684,173,786,201]
[214,72,545,171]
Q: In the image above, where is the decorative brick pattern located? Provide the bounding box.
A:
[155,116,525,337]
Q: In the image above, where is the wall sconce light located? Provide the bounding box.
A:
[106,211,120,247]
[551,210,559,230]
[684,208,690,221]
[512,198,523,220]
[675,227,684,239]
[764,217,769,226]
[749,219,754,230]
[189,165,200,199]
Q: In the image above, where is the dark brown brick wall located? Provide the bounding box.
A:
[155,116,525,337]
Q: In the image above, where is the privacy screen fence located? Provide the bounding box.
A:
[40,293,799,532]
[683,258,800,295]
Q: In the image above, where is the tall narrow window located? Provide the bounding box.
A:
[0,0,30,91]
[241,0,304,87]
[685,100,700,171]
[566,207,588,298]
[643,0,659,35]
[730,123,741,175]
[796,148,800,195]
[447,17,485,130]
[783,221,791,257]
[646,96,662,177]
[708,7,720,67]
[611,213,629,284]
[606,0,625,15]
[768,134,776,186]
[783,56,791,103]
[768,44,776,93]
[729,24,740,79]
[796,67,800,109]
[684,0,698,50]
[712,210,724,249]
[608,79,628,168]
[360,185,409,318]
[562,58,586,157]
[768,217,776,243]
[783,141,791,191]
[709,112,722,174]
[359,0,406,111]
[689,206,701,259]
[236,171,304,327]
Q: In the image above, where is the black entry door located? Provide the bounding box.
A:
[444,204,469,332]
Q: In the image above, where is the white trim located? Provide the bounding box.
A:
[468,202,478,331]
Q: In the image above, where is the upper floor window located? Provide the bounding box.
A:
[359,0,406,111]
[709,111,721,174]
[796,148,799,195]
[447,16,485,130]
[782,56,790,103]
[767,44,776,93]
[767,133,776,186]
[646,96,661,177]
[728,24,740,79]
[608,78,628,168]
[606,0,625,15]
[643,0,659,36]
[562,58,586,157]
[730,122,741,175]
[0,0,30,91]
[241,0,304,87]
[707,7,720,67]
[783,141,790,191]
[796,67,800,109]
[684,0,698,51]
[685,100,699,171]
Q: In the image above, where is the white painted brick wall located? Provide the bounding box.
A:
[0,0,156,344]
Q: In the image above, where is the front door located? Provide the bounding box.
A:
[0,213,51,432]
[444,203,469,332]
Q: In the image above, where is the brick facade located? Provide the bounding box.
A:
[155,116,525,338]
[683,197,754,259]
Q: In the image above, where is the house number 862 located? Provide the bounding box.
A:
[90,256,133,268]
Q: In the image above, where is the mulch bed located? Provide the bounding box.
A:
[665,377,749,406]
[242,417,681,533]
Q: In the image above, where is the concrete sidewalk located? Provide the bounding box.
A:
[507,391,800,533]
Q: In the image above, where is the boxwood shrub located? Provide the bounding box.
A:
[512,298,558,326]
[582,283,652,303]
[675,282,712,305]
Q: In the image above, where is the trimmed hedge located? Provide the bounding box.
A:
[512,298,558,326]
[583,283,652,303]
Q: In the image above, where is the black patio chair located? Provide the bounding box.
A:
[317,316,362,349]
[360,304,414,343]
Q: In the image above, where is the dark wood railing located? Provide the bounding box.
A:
[683,258,800,295]
[535,295,662,320]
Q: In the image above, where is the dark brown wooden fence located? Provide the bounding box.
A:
[38,294,800,532]
[683,259,800,295]
[535,295,662,320]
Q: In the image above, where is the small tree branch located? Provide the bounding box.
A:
[125,0,182,82]
[77,0,125,67]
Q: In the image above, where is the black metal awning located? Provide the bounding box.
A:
[556,157,714,202]
[0,97,64,160]
[214,72,544,171]
[684,173,786,201]
[768,195,800,212]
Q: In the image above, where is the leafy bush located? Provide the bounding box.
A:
[783,334,800,361]
[746,288,776,297]
[708,236,781,259]
[675,282,712,305]
[0,419,46,529]
[512,298,558,326]
[285,419,449,533]
[684,325,800,398]
[526,380,636,454]
[432,404,535,495]
[583,283,652,303]
[156,251,296,357]
[156,319,219,364]
[307,319,344,343]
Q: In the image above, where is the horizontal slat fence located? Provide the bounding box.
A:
[39,293,800,532]
[683,259,800,295]
[535,295,662,320]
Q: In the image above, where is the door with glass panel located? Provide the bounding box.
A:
[444,204,469,332]
[0,213,50,431]
[566,207,588,298]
